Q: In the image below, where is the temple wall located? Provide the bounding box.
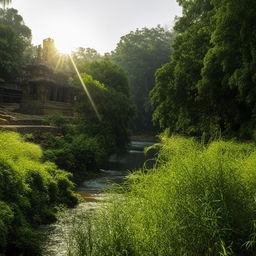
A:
[20,82,74,116]
[0,82,22,103]
[20,100,73,116]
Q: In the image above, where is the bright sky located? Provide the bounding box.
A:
[10,0,182,54]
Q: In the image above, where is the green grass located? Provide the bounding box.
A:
[66,136,256,255]
[0,131,78,255]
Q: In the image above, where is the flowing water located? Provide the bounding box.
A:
[42,140,156,256]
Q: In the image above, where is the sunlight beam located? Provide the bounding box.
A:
[54,55,63,72]
[69,55,102,121]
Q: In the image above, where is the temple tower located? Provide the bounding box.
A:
[42,38,57,67]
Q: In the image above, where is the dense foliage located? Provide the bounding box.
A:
[0,8,33,80]
[0,24,24,81]
[80,59,130,96]
[110,26,174,133]
[72,69,134,155]
[0,131,77,256]
[66,136,256,255]
[151,0,256,139]
[43,115,106,181]
[43,60,134,180]
[0,8,31,41]
[71,47,101,66]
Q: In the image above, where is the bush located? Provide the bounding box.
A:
[43,133,106,180]
[66,136,256,255]
[0,202,13,251]
[42,99,133,181]
[0,131,78,255]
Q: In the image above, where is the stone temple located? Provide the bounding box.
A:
[0,38,75,116]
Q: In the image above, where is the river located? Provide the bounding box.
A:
[42,140,156,256]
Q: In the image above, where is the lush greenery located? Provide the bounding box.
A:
[71,47,101,66]
[80,59,130,96]
[0,8,34,81]
[65,136,256,255]
[43,59,134,180]
[110,26,174,134]
[72,70,134,155]
[0,9,135,254]
[0,8,31,42]
[151,0,256,140]
[0,23,23,81]
[2,2,256,256]
[42,115,106,181]
[0,131,77,256]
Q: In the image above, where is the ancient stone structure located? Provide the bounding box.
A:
[0,78,22,103]
[0,38,76,116]
[19,38,75,116]
[19,64,74,116]
[39,38,59,68]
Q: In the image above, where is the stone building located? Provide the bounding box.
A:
[0,38,76,116]
[41,38,58,68]
[19,38,75,116]
[19,64,74,116]
[0,78,22,103]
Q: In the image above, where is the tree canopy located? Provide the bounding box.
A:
[151,0,256,140]
[80,59,130,96]
[0,8,33,80]
[110,26,174,134]
[0,8,31,41]
[0,24,24,80]
[72,47,101,66]
[69,59,134,154]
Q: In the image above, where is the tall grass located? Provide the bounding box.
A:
[66,136,256,255]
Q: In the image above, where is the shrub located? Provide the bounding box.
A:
[43,133,106,180]
[0,202,13,251]
[0,131,78,255]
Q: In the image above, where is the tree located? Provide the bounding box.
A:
[0,8,34,78]
[198,0,256,138]
[151,0,256,140]
[110,26,174,134]
[43,61,134,177]
[72,47,101,66]
[0,24,24,80]
[72,74,134,154]
[151,0,214,136]
[80,59,130,96]
[0,8,31,41]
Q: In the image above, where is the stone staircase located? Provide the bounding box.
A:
[0,103,58,138]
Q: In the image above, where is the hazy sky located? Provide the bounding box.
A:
[10,0,182,54]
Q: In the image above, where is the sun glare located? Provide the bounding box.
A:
[55,38,76,55]
[69,55,102,121]
[50,19,79,54]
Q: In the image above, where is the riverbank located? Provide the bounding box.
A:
[42,140,155,255]
[0,131,78,256]
[51,136,256,256]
